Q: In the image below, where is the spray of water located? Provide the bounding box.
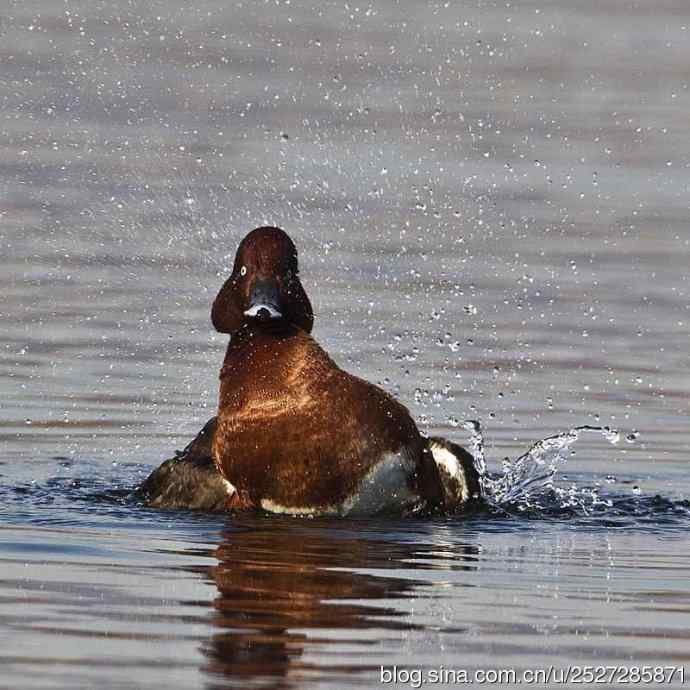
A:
[462,421,622,513]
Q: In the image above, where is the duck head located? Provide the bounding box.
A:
[211,226,314,334]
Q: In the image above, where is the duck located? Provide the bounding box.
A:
[139,226,481,516]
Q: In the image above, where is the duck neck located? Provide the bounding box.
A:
[220,322,301,379]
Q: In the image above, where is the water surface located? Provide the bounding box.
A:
[1,0,689,687]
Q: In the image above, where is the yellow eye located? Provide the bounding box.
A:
[240,266,247,276]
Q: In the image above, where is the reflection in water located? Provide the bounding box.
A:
[200,519,479,688]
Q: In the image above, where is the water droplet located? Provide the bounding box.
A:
[602,427,620,444]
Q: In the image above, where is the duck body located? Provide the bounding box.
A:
[213,324,443,516]
[139,226,482,517]
[139,417,481,515]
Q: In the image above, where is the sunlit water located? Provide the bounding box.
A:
[2,0,690,687]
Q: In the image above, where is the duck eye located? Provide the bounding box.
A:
[240,266,247,277]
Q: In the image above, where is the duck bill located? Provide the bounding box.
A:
[243,279,283,321]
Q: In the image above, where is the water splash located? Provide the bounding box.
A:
[463,421,622,513]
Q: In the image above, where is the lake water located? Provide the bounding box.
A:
[1,0,689,688]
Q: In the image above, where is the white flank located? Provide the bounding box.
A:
[260,499,340,516]
[343,450,419,516]
[430,442,460,478]
[259,450,419,517]
[221,477,237,496]
[430,441,469,502]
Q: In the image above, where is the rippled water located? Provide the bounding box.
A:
[2,0,690,687]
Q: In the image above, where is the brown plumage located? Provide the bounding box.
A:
[210,227,444,515]
[140,226,480,516]
[213,323,444,513]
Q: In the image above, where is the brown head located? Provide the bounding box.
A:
[211,227,314,334]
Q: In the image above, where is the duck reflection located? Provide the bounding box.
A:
[199,518,480,689]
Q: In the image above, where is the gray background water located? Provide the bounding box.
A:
[1,1,689,688]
